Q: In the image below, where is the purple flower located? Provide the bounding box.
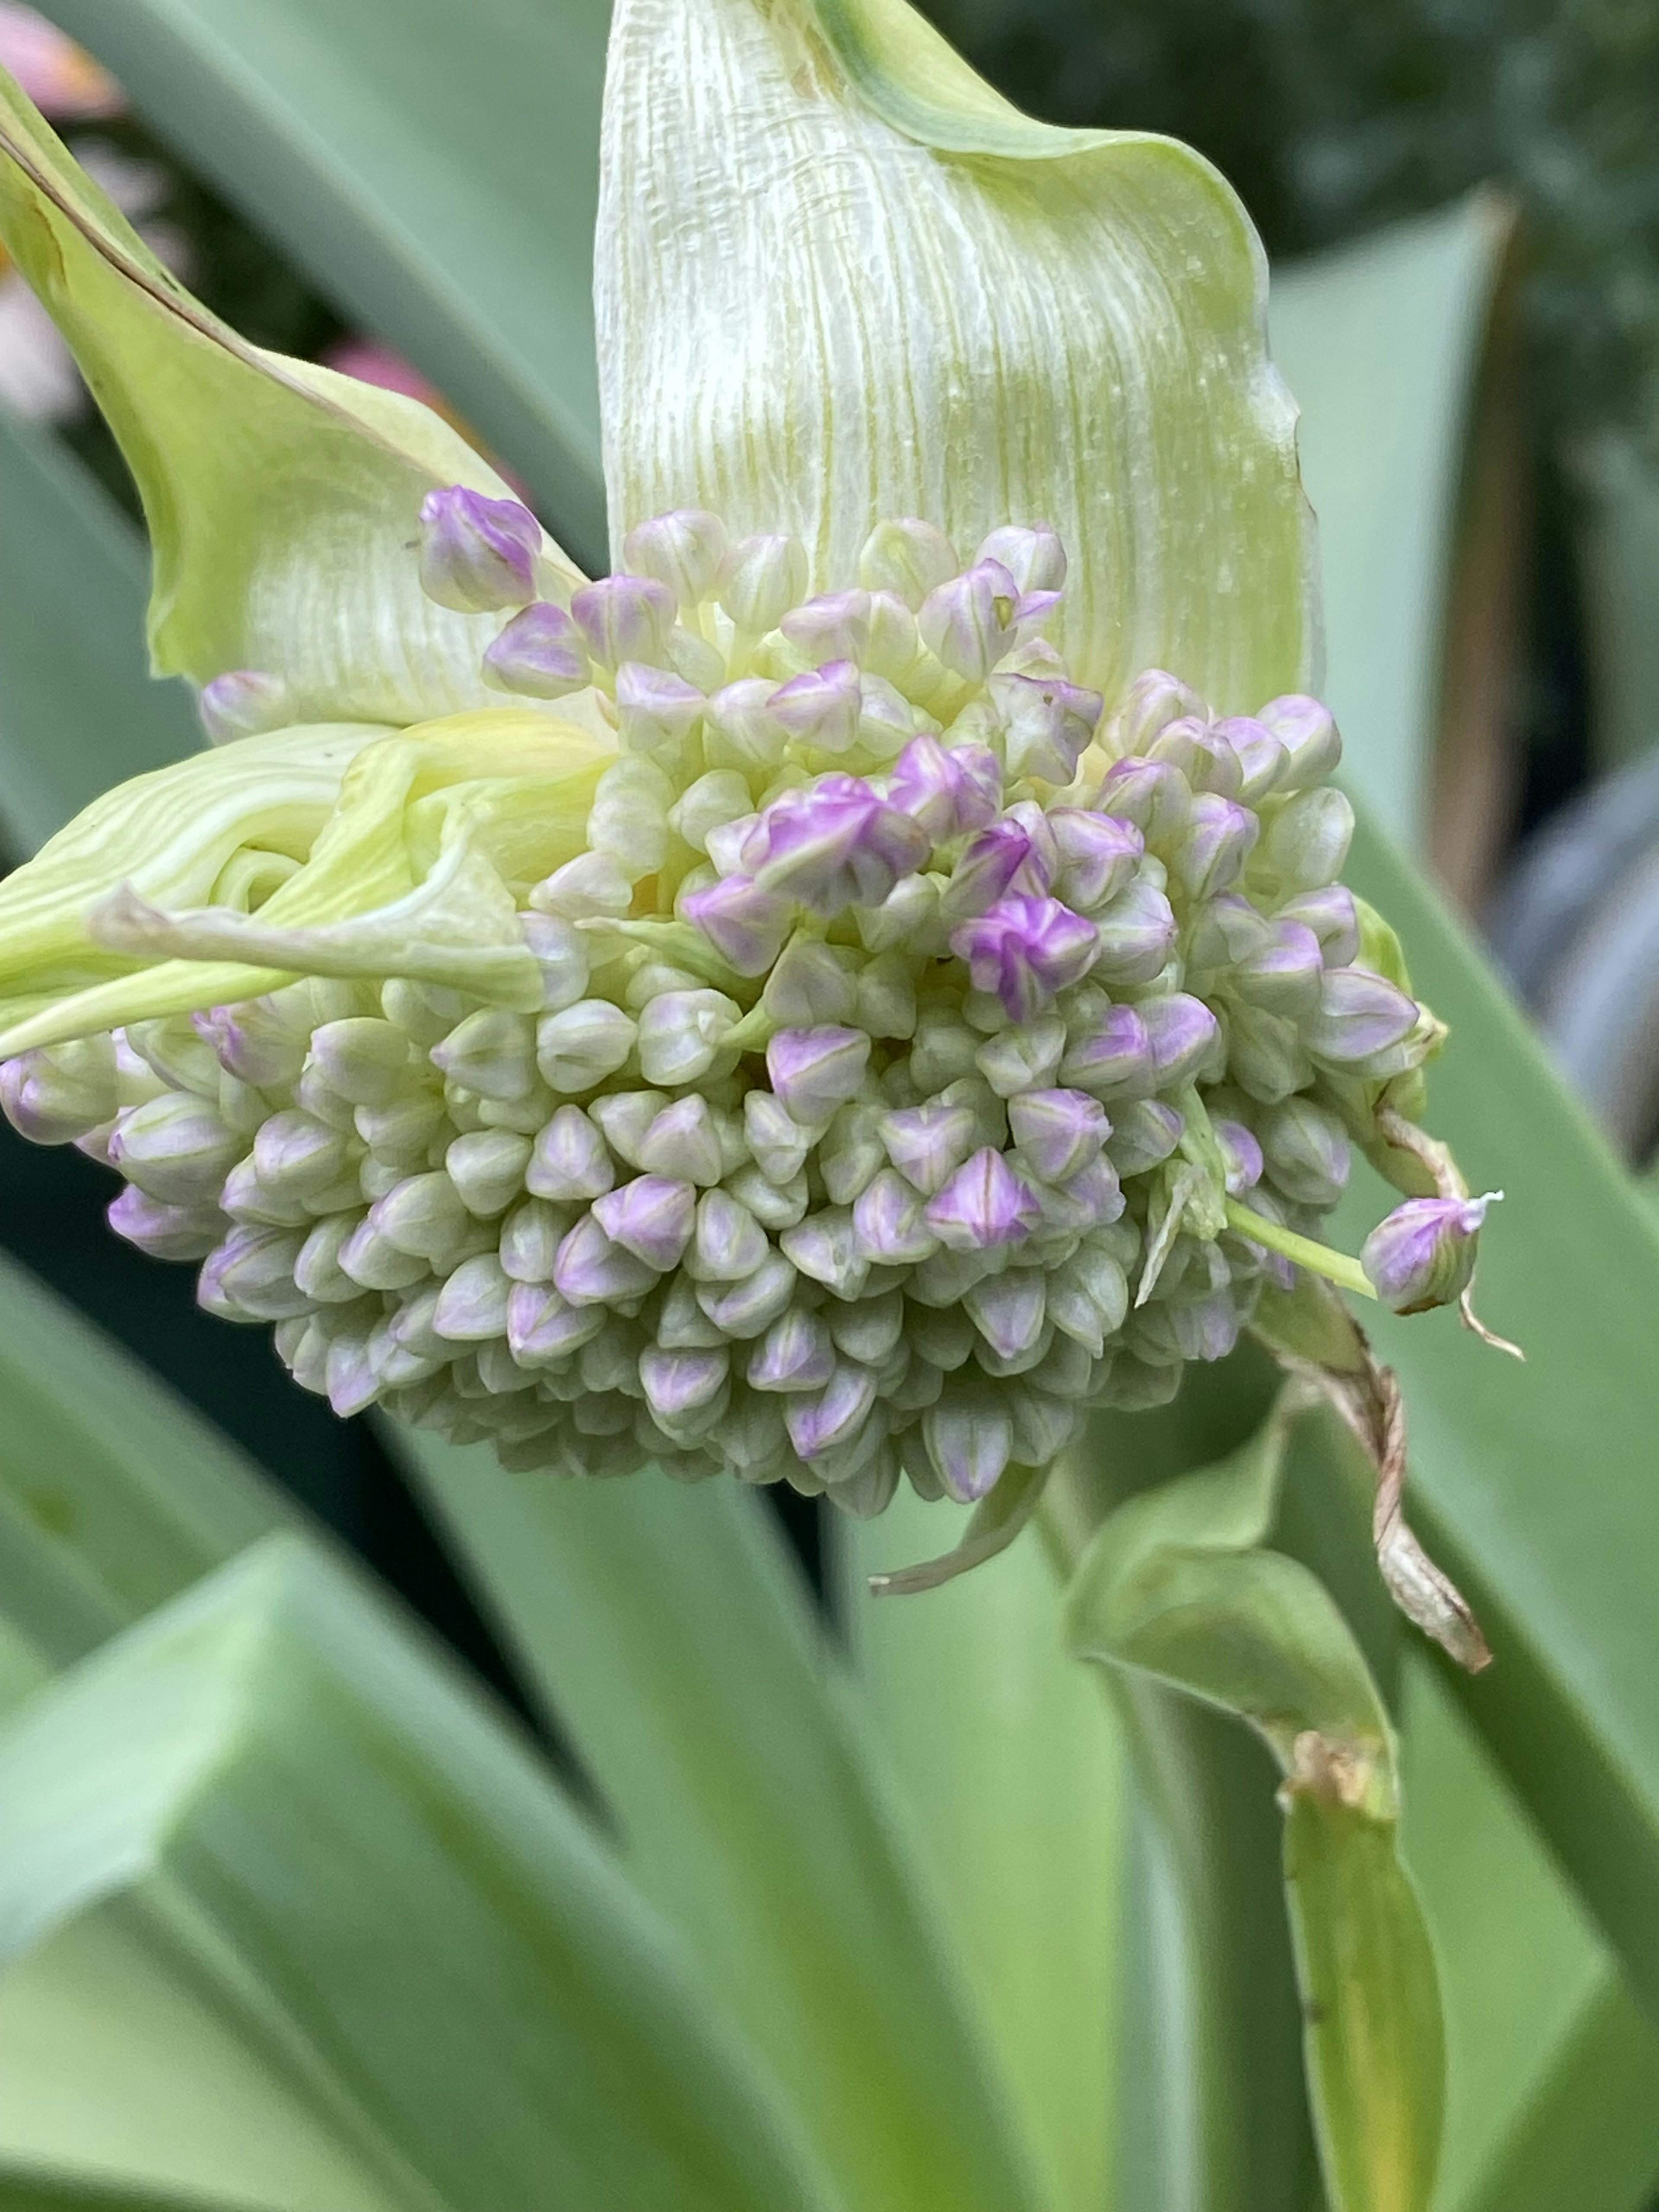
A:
[918,559,1022,678]
[887,733,1002,843]
[742,775,928,916]
[483,601,591,698]
[570,573,677,667]
[1362,1193,1497,1313]
[1096,756,1193,845]
[1170,793,1259,900]
[1139,992,1220,1087]
[1007,1087,1109,1183]
[990,671,1103,783]
[1058,999,1154,1097]
[925,1147,1043,1250]
[766,1026,872,1122]
[680,875,794,975]
[417,486,540,613]
[951,895,1099,1020]
[592,1174,698,1269]
[1303,966,1420,1064]
[1212,1118,1264,1195]
[769,658,862,752]
[1232,917,1323,1014]
[940,817,1052,918]
[780,589,872,665]
[1048,809,1144,909]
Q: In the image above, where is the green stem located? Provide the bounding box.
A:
[1225,1199,1376,1301]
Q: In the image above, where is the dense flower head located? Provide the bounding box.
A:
[0,502,1449,1517]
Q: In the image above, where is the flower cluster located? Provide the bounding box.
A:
[0,496,1443,1515]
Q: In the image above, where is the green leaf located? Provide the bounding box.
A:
[1339,804,1659,2023]
[834,1485,1126,2212]
[42,0,608,565]
[0,68,572,722]
[0,1531,844,2212]
[601,0,1315,709]
[0,403,198,861]
[393,1436,1040,2212]
[0,2161,252,2211]
[0,1247,280,1674]
[1065,1400,1444,2212]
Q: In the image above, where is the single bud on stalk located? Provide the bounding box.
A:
[1362,1193,1499,1314]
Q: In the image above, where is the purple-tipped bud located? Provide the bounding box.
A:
[108,1093,241,1205]
[198,1225,311,1323]
[613,661,704,751]
[769,658,863,752]
[976,523,1066,596]
[888,733,1001,843]
[1303,966,1420,1065]
[919,559,1021,679]
[925,1146,1042,1251]
[1233,917,1323,1013]
[951,896,1098,1021]
[1104,1099,1184,1176]
[1097,756,1193,847]
[199,669,289,743]
[108,1186,223,1262]
[700,677,782,770]
[0,1037,117,1144]
[1048,809,1143,910]
[718,533,810,633]
[571,573,677,668]
[852,1167,939,1263]
[637,990,740,1087]
[1089,880,1179,985]
[858,518,959,609]
[553,1213,661,1305]
[1362,1193,1497,1314]
[743,776,927,916]
[527,1105,614,1202]
[534,1001,636,1092]
[1261,1097,1351,1208]
[877,1100,979,1195]
[691,1189,769,1280]
[1257,694,1342,787]
[1113,669,1207,755]
[483,601,591,699]
[1211,716,1288,803]
[991,671,1103,783]
[781,590,872,666]
[640,1344,730,1421]
[1141,993,1221,1088]
[1261,786,1355,891]
[194,1000,307,1087]
[1008,1087,1109,1183]
[942,818,1044,920]
[622,509,728,606]
[636,1095,727,1185]
[923,1392,1014,1502]
[1213,1118,1264,1195]
[1150,718,1243,801]
[592,1174,696,1269]
[1278,884,1361,968]
[1059,999,1155,1098]
[507,1280,607,1363]
[766,1026,871,1123]
[417,486,541,613]
[749,1307,837,1393]
[1171,793,1259,901]
[680,876,793,976]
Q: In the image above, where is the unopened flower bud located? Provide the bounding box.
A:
[637,989,740,1086]
[1141,993,1220,1088]
[1104,1099,1183,1176]
[858,518,959,609]
[780,1208,869,1300]
[622,509,728,606]
[925,1146,1041,1251]
[553,1213,660,1304]
[788,1362,879,1462]
[974,1014,1066,1099]
[640,1343,730,1423]
[766,1026,871,1123]
[976,524,1066,596]
[445,1128,532,1216]
[108,1186,223,1262]
[108,1092,241,1205]
[781,590,872,666]
[507,1279,606,1363]
[718,533,808,634]
[1362,1193,1497,1313]
[862,597,922,687]
[613,661,703,753]
[522,1103,611,1202]
[991,671,1102,783]
[1171,793,1259,901]
[571,574,677,668]
[1112,669,1206,755]
[852,1167,938,1263]
[770,658,863,752]
[1277,884,1360,968]
[1226,1002,1313,1103]
[1059,1000,1154,1098]
[689,1188,769,1281]
[482,601,590,698]
[535,1001,636,1092]
[749,1307,837,1393]
[309,1018,411,1108]
[433,1252,513,1339]
[1303,966,1420,1065]
[1,1036,117,1144]
[1046,810,1142,911]
[431,1008,537,1101]
[1210,715,1287,802]
[591,1173,697,1269]
[1260,786,1355,891]
[198,1224,311,1322]
[919,560,1020,679]
[251,1108,349,1199]
[888,733,1001,844]
[1097,756,1194,848]
[1007,1087,1109,1184]
[923,1388,1014,1502]
[706,676,787,767]
[1257,694,1342,787]
[198,668,290,743]
[744,776,927,916]
[1090,880,1179,985]
[952,896,1097,1021]
[1213,1118,1264,1195]
[1261,1097,1351,1208]
[369,1169,472,1263]
[680,875,793,976]
[636,1094,727,1185]
[418,486,540,613]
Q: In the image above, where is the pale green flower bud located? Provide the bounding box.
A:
[637,988,741,1086]
[718,533,808,634]
[535,1001,637,1092]
[623,509,729,607]
[108,1092,241,1206]
[1258,786,1355,892]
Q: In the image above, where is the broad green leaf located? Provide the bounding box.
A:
[0,402,197,861]
[0,1246,279,1674]
[0,2160,253,2211]
[1402,1663,1659,2212]
[0,68,577,723]
[393,1437,1040,2212]
[601,0,1315,712]
[1271,197,1516,860]
[0,1532,844,2212]
[1065,1403,1443,2212]
[834,1487,1126,2212]
[41,0,609,566]
[1339,805,1659,2022]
